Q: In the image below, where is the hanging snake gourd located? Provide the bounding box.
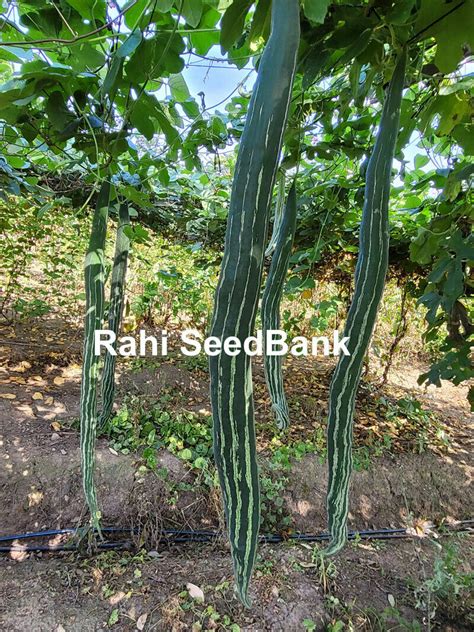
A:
[325,49,408,555]
[265,172,286,257]
[80,180,110,530]
[209,0,300,607]
[99,202,130,428]
[262,181,297,430]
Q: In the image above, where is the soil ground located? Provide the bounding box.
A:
[0,319,473,631]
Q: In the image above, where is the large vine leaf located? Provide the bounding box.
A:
[303,0,330,24]
[45,91,70,130]
[220,0,253,51]
[169,73,191,102]
[157,0,174,10]
[125,33,185,83]
[416,0,474,73]
[249,0,272,42]
[189,7,220,55]
[182,0,203,28]
[64,0,106,20]
[130,98,156,140]
[124,0,150,28]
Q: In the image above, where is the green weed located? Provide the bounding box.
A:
[413,543,473,628]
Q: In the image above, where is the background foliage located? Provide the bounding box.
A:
[0,0,472,407]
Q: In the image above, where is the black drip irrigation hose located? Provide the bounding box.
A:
[0,521,472,553]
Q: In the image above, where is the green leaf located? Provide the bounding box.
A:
[437,95,470,136]
[116,30,143,59]
[443,174,461,202]
[124,0,149,28]
[357,39,384,66]
[220,0,253,51]
[133,225,150,243]
[167,101,183,127]
[0,46,34,63]
[410,228,440,264]
[125,33,185,83]
[428,256,452,284]
[130,100,156,140]
[349,59,362,100]
[454,163,474,181]
[154,103,180,147]
[453,124,474,155]
[416,0,474,73]
[405,195,422,208]
[190,7,220,55]
[303,46,331,89]
[303,0,330,25]
[442,260,464,309]
[19,8,62,37]
[414,154,430,170]
[434,1,474,73]
[169,73,191,102]
[250,0,272,42]
[337,29,372,67]
[64,0,105,19]
[73,43,105,70]
[440,75,474,95]
[108,608,119,626]
[418,366,442,388]
[125,38,153,83]
[194,456,207,469]
[182,0,203,28]
[156,0,174,10]
[102,56,123,97]
[156,33,186,74]
[228,37,252,68]
[181,99,201,119]
[447,230,474,261]
[211,116,227,138]
[419,291,442,324]
[386,0,416,25]
[121,186,153,209]
[46,91,69,130]
[158,166,170,186]
[421,93,471,136]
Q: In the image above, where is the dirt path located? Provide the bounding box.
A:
[1,535,472,631]
[0,320,473,630]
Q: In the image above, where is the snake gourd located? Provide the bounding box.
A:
[325,49,408,555]
[80,179,110,529]
[209,0,300,606]
[99,202,130,428]
[262,181,297,430]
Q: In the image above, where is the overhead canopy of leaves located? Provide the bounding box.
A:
[0,0,472,402]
